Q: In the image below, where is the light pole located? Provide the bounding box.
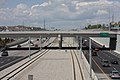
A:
[28,36,31,59]
[108,7,111,31]
[80,37,82,58]
[39,36,42,50]
[89,38,92,78]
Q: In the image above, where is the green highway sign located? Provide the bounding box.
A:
[100,33,109,37]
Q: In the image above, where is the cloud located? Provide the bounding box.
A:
[0,0,6,8]
[0,0,120,29]
[13,3,30,16]
[95,10,108,15]
[75,0,112,10]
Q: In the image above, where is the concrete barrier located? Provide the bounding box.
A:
[77,50,98,80]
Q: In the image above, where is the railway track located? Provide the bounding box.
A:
[69,44,84,80]
[0,38,56,80]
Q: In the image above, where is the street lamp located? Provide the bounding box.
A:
[89,37,92,78]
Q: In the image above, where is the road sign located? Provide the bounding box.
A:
[100,33,108,37]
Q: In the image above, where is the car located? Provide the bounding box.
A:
[31,44,34,46]
[34,44,38,47]
[1,51,8,56]
[111,59,118,64]
[37,39,39,41]
[102,45,106,48]
[17,44,21,48]
[102,60,111,67]
[92,51,97,56]
[82,39,87,45]
[95,48,99,51]
[110,70,120,79]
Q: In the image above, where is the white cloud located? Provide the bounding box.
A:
[76,0,112,10]
[31,1,51,9]
[16,3,28,10]
[95,10,108,15]
[0,0,120,29]
[40,2,49,7]
[31,4,40,9]
[13,3,30,17]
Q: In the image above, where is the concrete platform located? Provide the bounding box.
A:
[10,50,74,80]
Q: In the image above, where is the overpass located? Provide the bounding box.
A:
[0,31,117,50]
[0,31,117,37]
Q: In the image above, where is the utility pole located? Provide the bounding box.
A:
[89,38,92,78]
[108,8,111,31]
[44,18,45,30]
[112,14,114,23]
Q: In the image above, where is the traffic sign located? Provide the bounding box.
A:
[100,33,108,37]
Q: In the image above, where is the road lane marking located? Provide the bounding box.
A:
[92,58,111,80]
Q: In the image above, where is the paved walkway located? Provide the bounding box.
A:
[11,50,74,80]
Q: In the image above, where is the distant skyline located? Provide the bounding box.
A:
[0,0,120,29]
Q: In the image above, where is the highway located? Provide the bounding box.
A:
[83,38,120,80]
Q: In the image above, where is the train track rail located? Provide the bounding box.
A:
[0,38,56,80]
[69,44,84,80]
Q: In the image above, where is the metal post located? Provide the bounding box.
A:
[29,36,31,59]
[76,36,78,50]
[40,36,42,50]
[108,8,111,31]
[73,37,74,46]
[28,75,33,80]
[118,26,119,32]
[80,37,82,58]
[89,38,92,78]
[58,34,62,49]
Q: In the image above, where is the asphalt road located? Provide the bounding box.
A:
[0,56,22,67]
[83,39,120,80]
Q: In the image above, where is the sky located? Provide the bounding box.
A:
[0,0,120,29]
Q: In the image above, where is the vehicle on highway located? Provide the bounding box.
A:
[92,51,97,56]
[102,60,111,67]
[37,39,39,41]
[95,48,99,51]
[110,70,120,79]
[111,59,119,64]
[17,44,21,48]
[102,45,105,48]
[31,44,34,46]
[34,44,38,47]
[92,48,99,56]
[82,39,87,45]
[1,50,8,56]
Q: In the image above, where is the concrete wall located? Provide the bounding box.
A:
[77,50,98,80]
